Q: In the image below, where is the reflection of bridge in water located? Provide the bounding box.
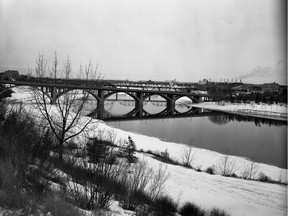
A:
[90,106,214,121]
[105,99,167,107]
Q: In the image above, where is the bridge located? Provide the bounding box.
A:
[0,79,212,118]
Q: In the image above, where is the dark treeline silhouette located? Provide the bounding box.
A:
[231,91,287,104]
[208,111,287,127]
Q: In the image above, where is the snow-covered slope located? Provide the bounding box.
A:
[6,87,288,216]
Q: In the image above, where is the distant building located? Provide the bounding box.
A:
[198,79,208,85]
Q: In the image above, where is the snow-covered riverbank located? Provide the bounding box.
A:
[6,87,288,216]
[189,102,288,121]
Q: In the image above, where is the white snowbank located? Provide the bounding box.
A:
[140,153,287,216]
[5,87,288,216]
[189,102,287,121]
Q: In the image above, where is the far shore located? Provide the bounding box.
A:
[188,102,288,121]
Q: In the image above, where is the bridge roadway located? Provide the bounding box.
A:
[0,80,211,118]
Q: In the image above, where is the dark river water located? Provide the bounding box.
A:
[92,95,287,169]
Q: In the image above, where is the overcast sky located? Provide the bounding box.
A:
[0,0,286,84]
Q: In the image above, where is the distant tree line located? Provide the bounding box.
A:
[230,91,287,104]
[205,85,287,104]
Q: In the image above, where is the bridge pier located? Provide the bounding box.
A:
[97,89,105,110]
[96,90,105,119]
[166,94,176,116]
[50,86,57,104]
[135,92,144,110]
[135,92,144,118]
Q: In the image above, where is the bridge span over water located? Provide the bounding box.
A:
[0,79,212,118]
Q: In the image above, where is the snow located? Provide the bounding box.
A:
[5,87,288,216]
[189,101,287,121]
[140,153,287,216]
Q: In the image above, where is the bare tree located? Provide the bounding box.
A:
[49,51,59,79]
[76,59,102,80]
[35,52,48,78]
[32,53,99,161]
[84,58,101,80]
[62,56,72,79]
[27,64,33,77]
[77,64,84,79]
[216,155,238,176]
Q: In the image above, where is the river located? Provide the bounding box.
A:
[87,94,287,169]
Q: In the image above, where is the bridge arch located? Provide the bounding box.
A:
[55,88,101,102]
[104,91,139,102]
[143,93,171,102]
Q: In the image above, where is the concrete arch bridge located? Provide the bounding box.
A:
[0,80,212,118]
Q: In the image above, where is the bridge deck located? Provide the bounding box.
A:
[0,80,209,97]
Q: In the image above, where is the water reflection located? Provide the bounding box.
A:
[97,99,287,168]
[208,112,287,127]
[208,114,230,125]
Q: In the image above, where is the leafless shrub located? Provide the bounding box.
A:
[160,149,170,159]
[66,143,128,210]
[97,129,117,145]
[43,194,81,216]
[258,172,270,182]
[123,161,170,211]
[129,160,152,190]
[205,166,215,175]
[147,164,169,201]
[125,160,153,209]
[216,155,238,177]
[277,170,287,184]
[240,160,258,180]
[181,144,196,167]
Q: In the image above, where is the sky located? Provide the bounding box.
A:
[0,0,286,84]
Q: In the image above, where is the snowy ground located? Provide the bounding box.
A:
[5,87,288,216]
[188,101,287,121]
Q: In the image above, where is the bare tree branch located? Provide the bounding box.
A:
[31,53,100,161]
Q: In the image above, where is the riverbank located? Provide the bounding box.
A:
[6,87,288,216]
[188,102,288,121]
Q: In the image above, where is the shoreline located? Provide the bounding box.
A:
[188,102,288,122]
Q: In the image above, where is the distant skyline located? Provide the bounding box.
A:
[0,0,286,84]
